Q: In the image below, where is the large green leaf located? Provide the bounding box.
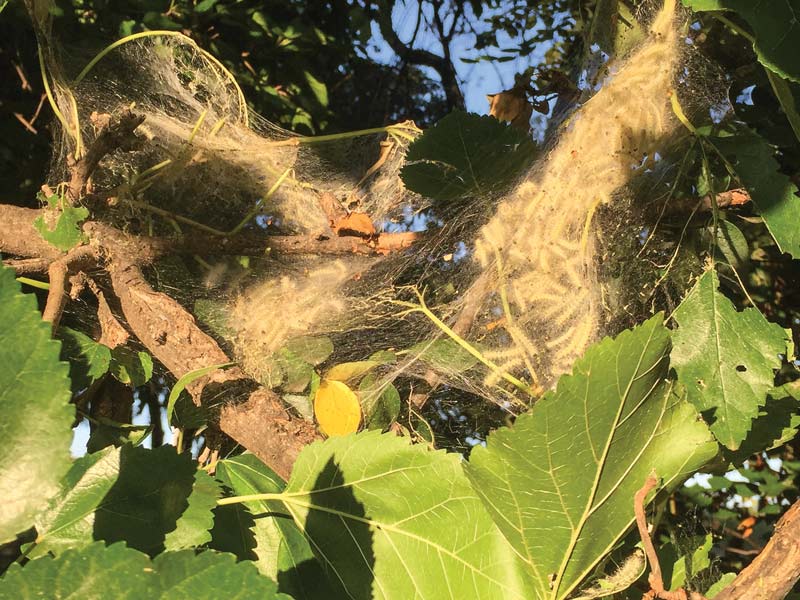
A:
[671,270,786,450]
[164,469,223,551]
[0,542,290,599]
[280,431,536,599]
[400,110,537,203]
[213,454,329,599]
[710,126,800,258]
[465,315,717,600]
[0,265,73,544]
[31,445,197,557]
[682,0,800,82]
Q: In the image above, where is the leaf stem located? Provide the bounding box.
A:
[218,492,284,506]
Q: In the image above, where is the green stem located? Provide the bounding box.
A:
[17,277,50,290]
[74,30,248,127]
[37,46,73,142]
[712,13,754,43]
[127,199,230,236]
[669,90,697,136]
[218,492,284,506]
[394,291,534,399]
[228,167,292,235]
[265,122,419,147]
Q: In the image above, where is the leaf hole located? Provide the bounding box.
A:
[735,365,747,372]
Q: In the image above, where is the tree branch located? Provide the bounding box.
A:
[42,245,98,329]
[371,0,465,110]
[67,110,144,201]
[714,498,800,600]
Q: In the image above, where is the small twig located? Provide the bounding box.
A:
[67,110,144,201]
[14,62,32,91]
[635,474,706,600]
[13,113,38,134]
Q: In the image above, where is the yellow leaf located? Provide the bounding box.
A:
[314,379,362,437]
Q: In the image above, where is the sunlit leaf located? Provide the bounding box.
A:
[465,315,718,600]
[109,346,154,387]
[0,266,72,544]
[324,360,380,382]
[281,431,536,599]
[313,379,361,436]
[0,542,289,598]
[31,445,196,557]
[57,326,111,393]
[672,270,786,449]
[32,192,89,252]
[213,454,329,599]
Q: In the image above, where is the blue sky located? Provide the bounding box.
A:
[365,1,554,115]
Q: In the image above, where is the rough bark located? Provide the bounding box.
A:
[714,499,800,600]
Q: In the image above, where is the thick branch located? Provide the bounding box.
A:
[714,499,800,600]
[0,205,61,261]
[94,224,317,478]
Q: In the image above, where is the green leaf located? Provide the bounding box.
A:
[0,542,289,598]
[406,338,479,372]
[32,196,89,252]
[359,374,401,430]
[682,0,800,83]
[109,346,154,387]
[31,447,121,557]
[281,431,536,599]
[283,336,333,366]
[195,0,218,12]
[712,125,800,258]
[671,270,786,449]
[57,326,111,392]
[465,315,717,600]
[302,70,328,107]
[0,265,72,544]
[705,572,737,598]
[164,469,223,551]
[324,360,380,382]
[166,362,233,424]
[660,534,713,590]
[213,455,329,599]
[277,349,314,393]
[400,110,537,203]
[708,220,749,270]
[725,382,800,463]
[31,445,197,557]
